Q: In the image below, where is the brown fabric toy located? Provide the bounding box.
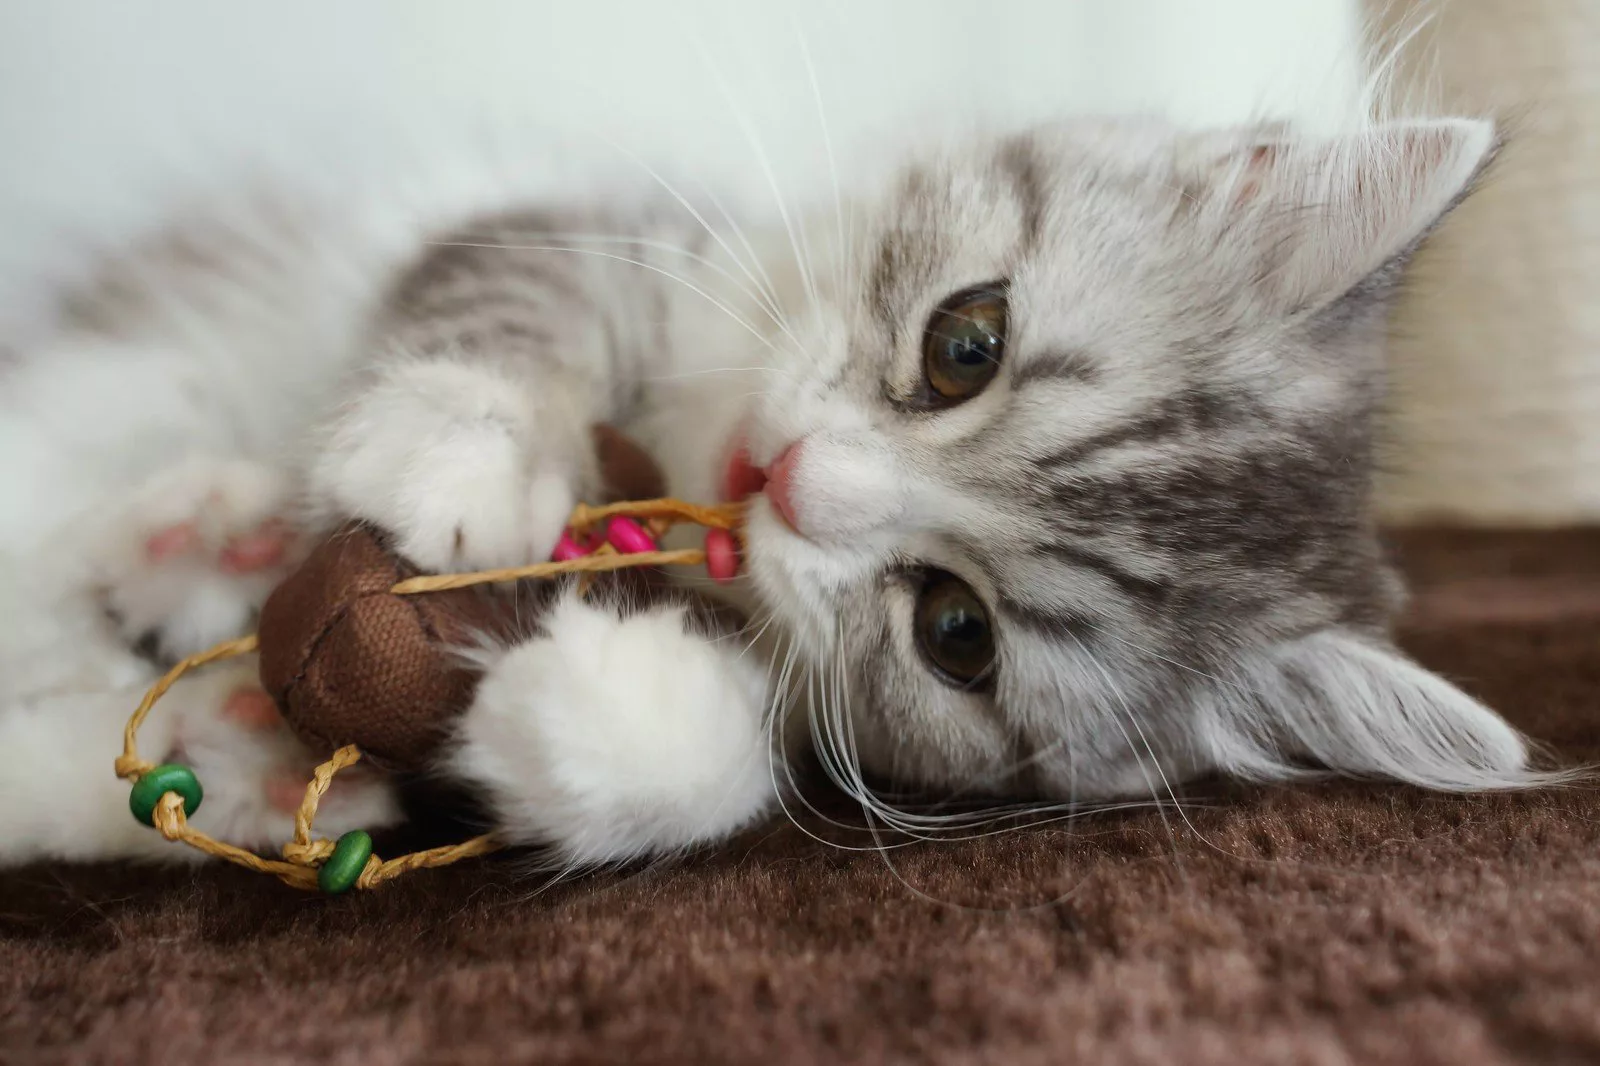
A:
[256,425,673,773]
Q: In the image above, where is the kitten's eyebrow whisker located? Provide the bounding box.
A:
[585,130,790,329]
[643,365,779,383]
[683,168,799,347]
[791,11,847,303]
[689,32,821,309]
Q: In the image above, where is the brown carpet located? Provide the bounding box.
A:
[4,529,1599,1066]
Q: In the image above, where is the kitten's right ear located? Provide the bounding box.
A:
[1199,119,1500,314]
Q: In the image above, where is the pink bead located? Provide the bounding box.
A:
[551,530,588,562]
[704,527,739,583]
[605,516,658,556]
[553,527,608,561]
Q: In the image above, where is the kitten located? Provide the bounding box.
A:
[0,117,1549,868]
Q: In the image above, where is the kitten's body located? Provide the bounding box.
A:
[0,117,1549,868]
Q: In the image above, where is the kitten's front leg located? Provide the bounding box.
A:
[306,358,598,573]
[305,210,663,573]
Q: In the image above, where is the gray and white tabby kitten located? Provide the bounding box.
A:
[0,116,1547,867]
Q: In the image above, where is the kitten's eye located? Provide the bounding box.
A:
[914,571,996,688]
[922,285,1008,403]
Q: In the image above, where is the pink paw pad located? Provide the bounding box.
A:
[219,518,292,574]
[265,766,373,815]
[144,522,200,563]
[265,773,309,815]
[222,687,283,730]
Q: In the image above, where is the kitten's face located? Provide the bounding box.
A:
[739,117,1536,801]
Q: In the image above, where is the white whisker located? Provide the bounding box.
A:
[1065,632,1201,886]
[587,132,788,323]
[423,240,776,353]
[689,35,821,307]
[449,227,794,342]
[791,13,846,299]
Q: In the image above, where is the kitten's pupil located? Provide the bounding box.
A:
[914,572,996,687]
[936,605,983,643]
[947,335,990,367]
[921,286,1007,402]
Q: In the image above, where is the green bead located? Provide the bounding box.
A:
[128,763,203,827]
[318,830,374,895]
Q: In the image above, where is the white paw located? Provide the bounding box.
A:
[161,658,401,852]
[307,360,589,573]
[448,590,776,865]
[87,457,299,662]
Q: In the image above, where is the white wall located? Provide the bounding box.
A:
[0,1,1364,304]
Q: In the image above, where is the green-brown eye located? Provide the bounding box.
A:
[922,285,1008,403]
[914,571,996,688]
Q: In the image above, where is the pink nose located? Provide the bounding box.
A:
[764,441,803,532]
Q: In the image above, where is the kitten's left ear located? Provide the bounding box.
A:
[1211,119,1499,313]
[1205,628,1548,792]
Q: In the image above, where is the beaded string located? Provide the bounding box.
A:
[115,497,744,893]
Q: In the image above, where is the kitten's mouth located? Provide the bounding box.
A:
[720,436,768,503]
[720,432,801,533]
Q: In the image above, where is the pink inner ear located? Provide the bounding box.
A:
[1231,144,1280,207]
[1388,126,1472,210]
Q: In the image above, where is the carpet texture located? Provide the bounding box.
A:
[4,529,1599,1066]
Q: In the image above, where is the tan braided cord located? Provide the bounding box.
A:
[116,496,743,891]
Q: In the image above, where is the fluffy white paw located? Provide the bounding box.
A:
[448,591,776,865]
[307,360,589,573]
[87,457,299,662]
[162,658,401,854]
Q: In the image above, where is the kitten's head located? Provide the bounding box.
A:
[740,116,1538,803]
